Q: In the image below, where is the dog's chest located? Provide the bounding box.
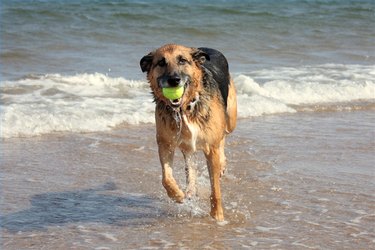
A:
[178,114,204,152]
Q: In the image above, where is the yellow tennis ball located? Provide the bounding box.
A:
[162,86,184,100]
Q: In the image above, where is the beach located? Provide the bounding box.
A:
[1,0,375,249]
[2,111,374,249]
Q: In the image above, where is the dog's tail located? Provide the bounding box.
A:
[225,78,237,134]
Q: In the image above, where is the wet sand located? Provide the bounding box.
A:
[1,111,374,249]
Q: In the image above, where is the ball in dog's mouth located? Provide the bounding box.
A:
[162,85,184,107]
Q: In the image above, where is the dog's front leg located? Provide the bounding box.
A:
[158,144,185,203]
[205,145,225,222]
[182,150,197,199]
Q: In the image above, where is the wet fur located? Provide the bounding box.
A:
[140,44,237,221]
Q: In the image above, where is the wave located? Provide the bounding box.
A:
[1,64,374,138]
[1,73,155,138]
[235,64,375,117]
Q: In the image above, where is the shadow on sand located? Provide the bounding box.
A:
[1,182,164,232]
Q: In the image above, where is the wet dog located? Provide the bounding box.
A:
[140,44,237,221]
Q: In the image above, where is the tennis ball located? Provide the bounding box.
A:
[162,86,184,100]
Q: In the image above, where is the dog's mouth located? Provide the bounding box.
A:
[170,97,182,107]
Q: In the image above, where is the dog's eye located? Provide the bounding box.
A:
[157,59,166,67]
[178,57,188,65]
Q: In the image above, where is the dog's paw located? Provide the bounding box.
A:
[210,209,225,222]
[185,187,197,200]
[168,190,185,203]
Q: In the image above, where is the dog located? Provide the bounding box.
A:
[140,44,237,221]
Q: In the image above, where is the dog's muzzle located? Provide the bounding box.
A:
[158,74,190,107]
[158,74,189,88]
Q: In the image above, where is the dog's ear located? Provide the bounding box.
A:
[140,53,154,73]
[192,48,210,64]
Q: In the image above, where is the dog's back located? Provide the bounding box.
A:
[199,47,237,134]
[199,47,230,108]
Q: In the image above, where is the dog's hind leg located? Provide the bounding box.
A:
[182,150,197,199]
[159,144,185,203]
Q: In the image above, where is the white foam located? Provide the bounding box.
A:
[98,233,118,242]
[255,226,282,232]
[1,64,374,138]
[234,64,375,117]
[176,198,206,218]
[1,73,155,138]
[216,220,229,226]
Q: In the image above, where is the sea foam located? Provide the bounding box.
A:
[1,73,155,138]
[1,64,374,138]
[235,64,375,117]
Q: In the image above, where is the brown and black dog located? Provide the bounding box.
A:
[140,44,237,221]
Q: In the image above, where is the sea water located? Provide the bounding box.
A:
[1,113,374,249]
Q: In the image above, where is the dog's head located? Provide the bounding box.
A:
[140,44,209,107]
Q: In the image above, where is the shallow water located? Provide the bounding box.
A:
[1,111,374,249]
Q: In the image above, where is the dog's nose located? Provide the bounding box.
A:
[167,76,181,87]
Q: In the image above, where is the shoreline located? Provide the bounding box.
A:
[2,99,374,140]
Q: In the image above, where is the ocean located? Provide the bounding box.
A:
[1,0,375,249]
[1,0,374,137]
